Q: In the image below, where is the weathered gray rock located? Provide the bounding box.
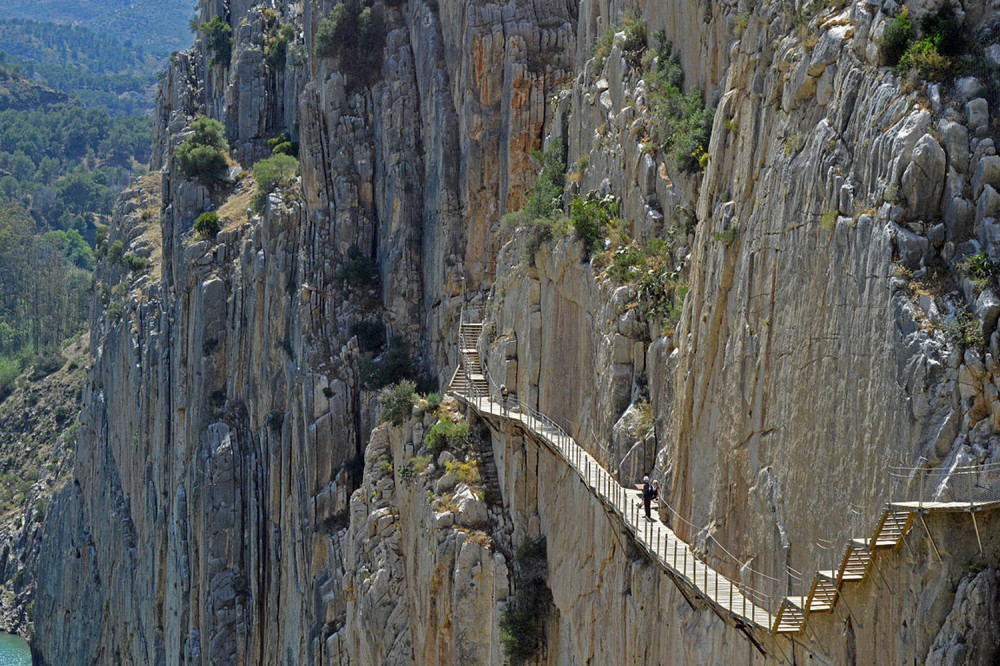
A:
[902,134,947,219]
[945,196,976,239]
[32,1,1000,665]
[955,76,983,101]
[926,568,1000,665]
[973,156,1000,199]
[939,120,970,173]
[966,98,991,135]
[979,187,1000,227]
[893,223,930,268]
[977,289,1000,339]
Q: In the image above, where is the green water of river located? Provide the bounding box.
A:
[0,634,30,666]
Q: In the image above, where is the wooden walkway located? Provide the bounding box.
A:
[449,319,1000,639]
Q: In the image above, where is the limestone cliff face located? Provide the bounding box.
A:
[29,0,1000,664]
[33,0,574,663]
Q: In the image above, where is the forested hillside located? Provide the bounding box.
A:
[0,20,161,115]
[0,0,193,58]
[0,65,150,397]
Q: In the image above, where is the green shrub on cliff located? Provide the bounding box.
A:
[251,153,299,212]
[195,211,221,239]
[341,245,379,286]
[265,23,296,68]
[177,117,229,183]
[424,418,469,455]
[880,10,914,66]
[380,379,416,426]
[314,0,385,88]
[199,16,232,66]
[569,192,619,258]
[894,7,964,79]
[593,14,646,71]
[599,237,687,334]
[500,139,571,264]
[363,335,415,390]
[122,252,149,273]
[644,41,713,174]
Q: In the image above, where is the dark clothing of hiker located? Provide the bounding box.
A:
[500,385,509,413]
[642,481,654,520]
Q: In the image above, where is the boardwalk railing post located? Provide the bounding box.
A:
[968,470,973,509]
[919,469,925,510]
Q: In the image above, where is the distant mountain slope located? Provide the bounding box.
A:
[0,0,193,58]
[0,67,68,111]
[0,19,160,115]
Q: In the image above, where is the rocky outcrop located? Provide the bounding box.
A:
[330,411,509,664]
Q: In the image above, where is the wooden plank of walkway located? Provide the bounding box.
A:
[454,390,774,633]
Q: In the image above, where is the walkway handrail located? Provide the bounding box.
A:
[889,461,1000,509]
[457,317,786,619]
[452,384,777,631]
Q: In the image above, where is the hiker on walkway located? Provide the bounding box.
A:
[500,384,509,414]
[642,475,654,521]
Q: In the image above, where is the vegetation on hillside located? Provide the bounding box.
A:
[0,0,194,58]
[592,12,646,70]
[0,332,86,631]
[880,4,999,102]
[251,153,299,212]
[199,16,233,67]
[0,62,151,387]
[0,205,90,395]
[0,19,160,115]
[500,139,570,264]
[597,236,688,334]
[0,67,151,234]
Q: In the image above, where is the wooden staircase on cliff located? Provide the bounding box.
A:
[769,507,915,634]
[447,315,996,643]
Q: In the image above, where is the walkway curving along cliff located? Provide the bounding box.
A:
[447,315,1000,641]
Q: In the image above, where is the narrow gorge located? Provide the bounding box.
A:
[21,0,1000,663]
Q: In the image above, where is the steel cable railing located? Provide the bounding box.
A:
[889,460,1000,508]
[654,494,788,612]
